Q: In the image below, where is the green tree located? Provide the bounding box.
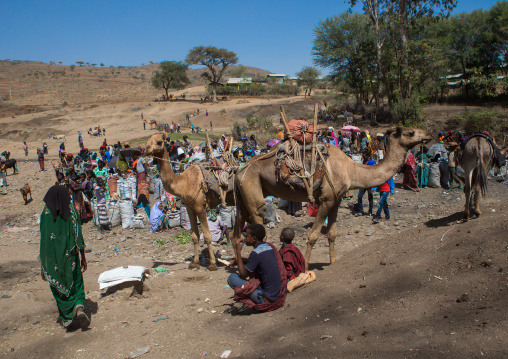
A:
[100,63,105,68]
[385,0,457,98]
[69,64,75,71]
[186,46,238,102]
[151,61,190,101]
[313,12,376,105]
[295,66,321,97]
[76,61,84,66]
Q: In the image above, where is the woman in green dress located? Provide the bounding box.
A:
[39,185,90,330]
[415,146,434,188]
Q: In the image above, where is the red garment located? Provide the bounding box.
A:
[279,243,305,280]
[234,242,287,312]
[379,182,390,192]
[403,152,418,189]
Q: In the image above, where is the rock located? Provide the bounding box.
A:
[365,231,373,236]
[347,335,353,341]
[380,261,386,266]
[456,293,469,303]
[197,307,204,313]
[481,259,493,267]
[393,222,399,226]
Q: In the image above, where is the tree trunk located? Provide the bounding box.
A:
[165,87,169,101]
[400,0,410,99]
[212,84,218,103]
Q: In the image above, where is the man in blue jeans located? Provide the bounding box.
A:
[227,224,282,304]
[355,150,376,216]
[373,177,395,223]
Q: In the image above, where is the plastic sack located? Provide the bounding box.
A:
[288,119,313,144]
[107,199,122,228]
[108,177,119,196]
[277,199,289,209]
[166,210,181,228]
[119,199,134,229]
[219,206,236,229]
[130,214,145,229]
[264,197,277,224]
[428,162,441,188]
[91,198,100,226]
[180,204,192,230]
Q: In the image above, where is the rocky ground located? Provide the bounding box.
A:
[1,155,507,359]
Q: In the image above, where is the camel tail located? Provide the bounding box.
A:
[475,141,489,197]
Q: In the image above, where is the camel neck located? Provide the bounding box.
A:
[348,138,407,190]
[157,149,178,193]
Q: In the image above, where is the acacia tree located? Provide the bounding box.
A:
[295,66,321,97]
[186,46,238,102]
[151,61,190,101]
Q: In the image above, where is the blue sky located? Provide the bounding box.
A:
[0,0,502,76]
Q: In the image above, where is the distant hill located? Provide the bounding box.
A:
[0,60,271,108]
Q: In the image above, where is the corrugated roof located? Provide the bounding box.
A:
[267,74,286,77]
[227,77,252,84]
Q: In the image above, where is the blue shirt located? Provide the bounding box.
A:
[246,243,281,301]
[363,158,376,166]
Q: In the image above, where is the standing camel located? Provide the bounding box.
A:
[234,126,432,270]
[145,133,235,270]
[460,135,500,221]
[144,120,157,129]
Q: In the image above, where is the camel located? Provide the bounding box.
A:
[233,126,432,270]
[144,119,157,129]
[145,133,235,270]
[459,135,498,221]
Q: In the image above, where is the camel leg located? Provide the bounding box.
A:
[325,203,340,265]
[304,202,332,271]
[186,207,201,269]
[196,209,218,271]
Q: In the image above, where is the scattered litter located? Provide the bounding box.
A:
[29,229,39,233]
[210,310,217,314]
[98,266,149,290]
[323,318,330,322]
[433,275,443,281]
[152,318,167,322]
[204,298,210,303]
[154,267,170,273]
[220,350,232,358]
[1,295,12,299]
[365,231,373,236]
[128,346,151,358]
[32,321,40,325]
[320,335,332,340]
[3,270,12,273]
[197,308,204,313]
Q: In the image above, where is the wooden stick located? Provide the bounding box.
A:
[228,136,233,154]
[309,104,318,203]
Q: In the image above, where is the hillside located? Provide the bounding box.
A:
[0,60,270,109]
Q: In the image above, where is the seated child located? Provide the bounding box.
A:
[279,228,305,281]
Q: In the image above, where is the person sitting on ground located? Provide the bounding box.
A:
[279,228,305,281]
[199,209,228,244]
[149,202,169,232]
[355,150,376,216]
[227,224,287,312]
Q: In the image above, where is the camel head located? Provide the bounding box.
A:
[145,133,166,156]
[389,126,432,150]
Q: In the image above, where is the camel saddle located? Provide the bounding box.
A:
[275,142,329,192]
[461,134,506,168]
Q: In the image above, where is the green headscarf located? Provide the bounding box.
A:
[207,209,218,221]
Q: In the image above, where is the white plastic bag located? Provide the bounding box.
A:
[119,199,134,229]
[107,199,122,228]
[167,210,181,228]
[130,214,145,229]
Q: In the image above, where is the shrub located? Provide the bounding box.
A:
[62,101,68,106]
[458,109,505,137]
[246,115,272,131]
[393,94,425,127]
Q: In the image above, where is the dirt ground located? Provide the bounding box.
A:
[1,65,507,358]
[1,153,507,358]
